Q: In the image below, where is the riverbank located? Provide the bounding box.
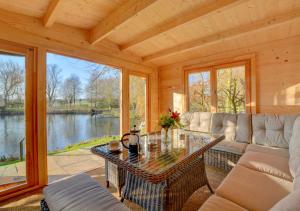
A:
[0,136,118,166]
[0,109,120,117]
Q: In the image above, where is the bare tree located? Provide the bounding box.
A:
[47,64,62,107]
[62,74,81,105]
[217,68,245,113]
[0,61,24,108]
[85,65,115,107]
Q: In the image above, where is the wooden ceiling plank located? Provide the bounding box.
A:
[43,0,62,27]
[120,0,243,51]
[143,8,300,62]
[90,0,158,45]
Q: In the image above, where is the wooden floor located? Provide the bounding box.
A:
[0,164,227,211]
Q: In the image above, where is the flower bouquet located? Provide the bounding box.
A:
[159,109,182,138]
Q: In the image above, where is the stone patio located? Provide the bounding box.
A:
[0,147,104,186]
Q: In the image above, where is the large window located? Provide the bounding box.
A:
[46,53,121,183]
[186,61,251,113]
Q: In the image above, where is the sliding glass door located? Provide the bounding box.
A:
[0,42,36,197]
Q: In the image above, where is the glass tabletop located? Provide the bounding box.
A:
[92,129,224,177]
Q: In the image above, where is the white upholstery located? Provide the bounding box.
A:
[289,116,300,178]
[188,112,212,133]
[235,113,252,144]
[246,144,289,158]
[216,165,293,211]
[252,114,298,148]
[238,151,293,181]
[44,173,129,211]
[198,195,247,211]
[212,141,247,155]
[295,167,300,190]
[270,189,300,211]
[211,113,237,142]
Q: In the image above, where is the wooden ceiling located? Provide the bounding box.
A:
[0,0,299,67]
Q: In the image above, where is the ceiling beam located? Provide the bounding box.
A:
[143,8,300,62]
[43,0,62,27]
[120,0,242,51]
[90,0,158,45]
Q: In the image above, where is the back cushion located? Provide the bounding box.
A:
[211,113,237,142]
[189,112,212,133]
[180,112,192,129]
[289,116,300,178]
[252,114,298,148]
[236,113,252,143]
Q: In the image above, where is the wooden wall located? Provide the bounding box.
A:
[158,35,300,115]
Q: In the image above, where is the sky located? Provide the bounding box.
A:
[0,52,120,98]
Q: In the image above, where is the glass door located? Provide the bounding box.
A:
[129,74,148,134]
[0,42,36,198]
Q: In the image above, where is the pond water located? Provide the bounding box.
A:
[0,114,120,158]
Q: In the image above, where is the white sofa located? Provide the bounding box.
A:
[195,114,300,211]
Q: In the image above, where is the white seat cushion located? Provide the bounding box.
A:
[199,195,247,211]
[44,173,129,211]
[270,189,300,211]
[216,165,293,211]
[294,165,300,190]
[246,144,289,158]
[289,116,300,178]
[212,141,247,155]
[238,151,293,181]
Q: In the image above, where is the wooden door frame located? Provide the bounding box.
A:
[183,54,256,114]
[0,40,40,201]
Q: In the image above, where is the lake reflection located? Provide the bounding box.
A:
[0,114,120,157]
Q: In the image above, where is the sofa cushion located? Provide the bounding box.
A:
[270,189,300,211]
[181,112,192,129]
[216,165,293,211]
[252,114,298,148]
[289,116,300,178]
[199,195,247,211]
[235,113,252,144]
[295,167,300,190]
[212,141,247,155]
[246,144,289,158]
[211,113,237,142]
[44,173,129,211]
[188,112,212,133]
[238,151,293,181]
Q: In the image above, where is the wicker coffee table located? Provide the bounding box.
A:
[91,129,224,211]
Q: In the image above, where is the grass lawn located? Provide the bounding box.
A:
[47,136,119,155]
[0,136,120,166]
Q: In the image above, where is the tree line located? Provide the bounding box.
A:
[0,60,120,111]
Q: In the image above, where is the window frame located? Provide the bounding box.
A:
[184,59,254,114]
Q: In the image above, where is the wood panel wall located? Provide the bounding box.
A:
[158,35,300,115]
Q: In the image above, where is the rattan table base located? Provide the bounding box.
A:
[121,156,212,211]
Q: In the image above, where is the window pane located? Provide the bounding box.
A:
[46,53,120,183]
[0,52,26,191]
[188,72,211,112]
[217,65,246,113]
[129,75,147,134]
